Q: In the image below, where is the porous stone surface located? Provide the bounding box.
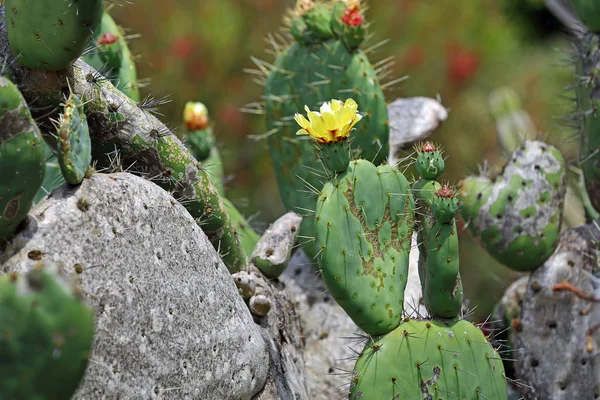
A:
[513,222,600,399]
[282,250,359,400]
[0,172,270,400]
[247,264,309,400]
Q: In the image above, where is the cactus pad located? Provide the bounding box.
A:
[350,319,508,399]
[57,93,92,185]
[0,76,45,241]
[315,159,415,335]
[0,263,95,399]
[6,0,103,70]
[459,141,566,271]
[265,1,389,259]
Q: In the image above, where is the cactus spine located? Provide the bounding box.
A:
[264,0,389,260]
[5,0,103,71]
[0,76,45,241]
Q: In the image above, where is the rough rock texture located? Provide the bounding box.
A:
[0,173,270,399]
[252,212,302,279]
[387,97,448,166]
[246,264,308,400]
[282,250,359,399]
[513,222,600,399]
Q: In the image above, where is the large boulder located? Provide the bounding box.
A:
[0,172,270,399]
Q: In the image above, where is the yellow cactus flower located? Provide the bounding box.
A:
[294,99,362,144]
[184,102,209,130]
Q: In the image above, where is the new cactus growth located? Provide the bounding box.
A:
[488,87,536,154]
[350,319,508,399]
[183,101,225,194]
[0,263,94,399]
[5,0,103,70]
[0,76,45,241]
[423,186,464,319]
[575,30,600,215]
[83,12,140,101]
[459,141,566,271]
[264,0,389,259]
[57,92,92,185]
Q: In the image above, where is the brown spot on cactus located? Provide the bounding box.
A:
[98,32,118,45]
[3,197,20,220]
[436,185,455,199]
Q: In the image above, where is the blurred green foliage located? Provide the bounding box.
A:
[111,0,575,319]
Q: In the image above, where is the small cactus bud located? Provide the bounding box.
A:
[249,294,272,317]
[341,0,364,27]
[183,102,209,131]
[231,271,256,301]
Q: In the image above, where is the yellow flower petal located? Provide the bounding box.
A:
[294,99,362,143]
[321,111,337,131]
[294,113,310,129]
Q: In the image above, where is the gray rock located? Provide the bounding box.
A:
[0,172,270,400]
[247,265,309,400]
[513,222,600,399]
[281,251,360,400]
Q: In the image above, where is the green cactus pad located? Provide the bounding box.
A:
[570,0,600,32]
[183,102,225,194]
[223,198,260,258]
[350,319,508,400]
[459,141,566,271]
[6,0,103,70]
[488,87,536,154]
[423,220,464,318]
[577,33,600,213]
[0,77,45,241]
[315,159,415,335]
[57,93,92,185]
[265,11,389,260]
[83,12,139,101]
[0,263,95,399]
[412,178,442,286]
[415,142,445,180]
[33,140,67,204]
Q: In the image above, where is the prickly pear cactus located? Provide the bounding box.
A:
[315,159,415,335]
[57,93,92,185]
[412,142,444,288]
[83,12,140,101]
[0,76,45,241]
[570,0,600,33]
[575,31,600,215]
[264,0,389,259]
[459,141,566,271]
[33,140,66,204]
[222,197,260,257]
[423,186,464,319]
[0,263,95,399]
[488,87,536,154]
[5,0,103,70]
[183,101,225,194]
[350,319,508,399]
